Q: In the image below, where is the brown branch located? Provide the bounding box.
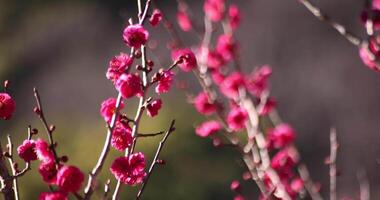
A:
[135,120,176,200]
[137,131,165,138]
[329,128,338,200]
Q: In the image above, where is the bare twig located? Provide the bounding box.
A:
[329,128,338,200]
[137,131,165,138]
[33,88,61,167]
[135,120,176,200]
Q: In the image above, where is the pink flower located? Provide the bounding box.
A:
[234,195,245,200]
[116,73,143,99]
[106,53,133,83]
[155,71,174,94]
[290,178,304,193]
[259,98,276,116]
[147,99,162,117]
[149,9,162,27]
[123,24,149,48]
[267,123,295,149]
[220,72,245,99]
[374,0,380,10]
[100,97,124,123]
[195,120,222,138]
[207,50,225,69]
[110,152,147,186]
[359,38,380,71]
[228,5,240,30]
[177,4,192,32]
[0,93,15,120]
[56,166,84,192]
[112,121,132,151]
[172,48,197,72]
[216,34,237,61]
[246,65,272,97]
[35,139,54,163]
[227,106,248,131]
[211,70,225,84]
[39,192,68,200]
[17,139,37,162]
[39,162,58,184]
[230,180,241,191]
[193,92,217,115]
[204,0,225,22]
[271,149,297,179]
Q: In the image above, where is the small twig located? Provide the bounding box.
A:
[33,88,60,167]
[357,169,370,200]
[137,131,165,138]
[102,179,111,200]
[329,128,338,200]
[135,120,176,200]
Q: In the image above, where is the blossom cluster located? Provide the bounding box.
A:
[174,0,311,199]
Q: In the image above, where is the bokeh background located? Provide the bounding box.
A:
[0,0,379,199]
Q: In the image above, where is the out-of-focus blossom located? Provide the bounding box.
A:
[220,72,245,99]
[39,192,68,200]
[172,48,197,72]
[149,9,162,27]
[267,123,295,149]
[228,5,241,30]
[227,106,248,131]
[216,34,237,61]
[204,0,225,22]
[195,120,222,137]
[246,65,272,97]
[193,92,217,115]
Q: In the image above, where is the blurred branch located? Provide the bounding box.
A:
[297,0,361,46]
[357,169,370,200]
[329,128,338,200]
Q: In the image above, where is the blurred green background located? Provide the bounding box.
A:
[1,0,380,199]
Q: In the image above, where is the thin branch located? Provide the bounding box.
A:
[357,169,370,200]
[135,120,176,200]
[298,164,323,200]
[297,0,362,46]
[137,131,165,138]
[0,142,15,200]
[33,88,60,167]
[329,128,338,200]
[6,135,19,200]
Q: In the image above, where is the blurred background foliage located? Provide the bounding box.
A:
[1,0,380,199]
